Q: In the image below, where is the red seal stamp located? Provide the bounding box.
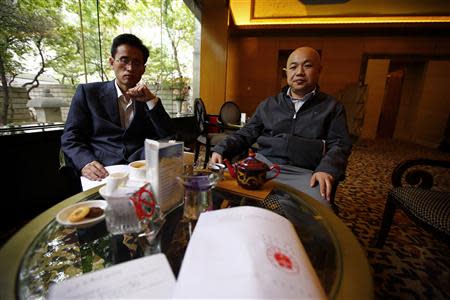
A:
[130,184,156,220]
[266,246,299,274]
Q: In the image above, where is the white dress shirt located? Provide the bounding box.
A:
[114,80,158,128]
[286,87,316,112]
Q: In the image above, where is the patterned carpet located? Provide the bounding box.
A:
[335,139,450,300]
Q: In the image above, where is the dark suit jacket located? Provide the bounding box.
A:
[61,80,174,173]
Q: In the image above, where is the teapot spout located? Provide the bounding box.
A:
[223,159,236,178]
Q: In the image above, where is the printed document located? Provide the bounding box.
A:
[47,253,175,299]
[173,206,327,299]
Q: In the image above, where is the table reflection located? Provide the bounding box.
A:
[17,184,342,300]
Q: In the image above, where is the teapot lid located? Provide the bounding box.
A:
[237,149,267,171]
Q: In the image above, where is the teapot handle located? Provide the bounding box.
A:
[266,164,280,181]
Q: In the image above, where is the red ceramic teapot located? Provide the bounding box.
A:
[223,149,280,190]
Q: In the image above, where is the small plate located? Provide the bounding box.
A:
[81,164,147,192]
[56,200,107,229]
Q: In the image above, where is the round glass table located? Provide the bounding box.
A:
[0,183,373,300]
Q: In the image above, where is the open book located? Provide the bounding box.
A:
[48,207,326,299]
[145,139,184,213]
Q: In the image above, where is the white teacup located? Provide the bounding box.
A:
[104,172,128,195]
[128,160,146,181]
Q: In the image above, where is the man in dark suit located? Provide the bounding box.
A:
[61,34,174,181]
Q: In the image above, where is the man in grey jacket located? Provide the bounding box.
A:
[211,47,352,208]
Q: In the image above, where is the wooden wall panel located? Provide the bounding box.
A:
[434,39,450,54]
[226,37,279,115]
[200,0,229,114]
[363,37,436,54]
[413,60,450,147]
[277,37,324,51]
[393,63,425,141]
[321,38,364,95]
[225,38,239,104]
[225,34,450,144]
[200,3,450,143]
[361,59,390,140]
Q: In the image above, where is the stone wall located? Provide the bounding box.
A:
[0,86,33,124]
[29,85,76,121]
[1,83,190,124]
[149,85,192,115]
[36,83,190,118]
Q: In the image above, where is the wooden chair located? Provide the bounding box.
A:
[193,98,229,168]
[375,158,450,248]
[218,101,241,131]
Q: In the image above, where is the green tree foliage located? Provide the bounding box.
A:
[48,0,128,84]
[17,0,62,95]
[1,0,195,124]
[120,0,194,88]
[0,0,55,124]
[161,0,194,79]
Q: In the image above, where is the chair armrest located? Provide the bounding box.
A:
[216,119,242,131]
[391,158,450,188]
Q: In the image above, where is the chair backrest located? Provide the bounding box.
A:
[219,101,241,126]
[59,148,82,195]
[194,98,207,135]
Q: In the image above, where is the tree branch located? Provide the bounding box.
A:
[22,38,46,97]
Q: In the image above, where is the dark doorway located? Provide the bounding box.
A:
[377,67,405,138]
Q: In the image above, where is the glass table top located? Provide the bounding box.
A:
[17,184,342,300]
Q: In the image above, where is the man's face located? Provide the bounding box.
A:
[109,44,146,91]
[285,47,322,98]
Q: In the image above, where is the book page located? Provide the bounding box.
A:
[173,206,327,299]
[47,254,175,299]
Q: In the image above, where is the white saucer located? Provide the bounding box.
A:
[80,165,147,191]
[56,200,107,229]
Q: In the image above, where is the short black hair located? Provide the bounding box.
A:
[111,33,149,63]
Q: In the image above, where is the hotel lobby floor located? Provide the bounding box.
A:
[335,139,449,300]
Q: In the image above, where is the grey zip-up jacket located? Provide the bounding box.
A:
[212,90,352,180]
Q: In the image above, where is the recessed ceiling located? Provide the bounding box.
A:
[229,0,450,26]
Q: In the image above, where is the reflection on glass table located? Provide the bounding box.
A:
[1,183,372,300]
[16,184,342,300]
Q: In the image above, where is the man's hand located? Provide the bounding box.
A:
[125,83,157,103]
[81,160,109,181]
[210,152,223,164]
[310,171,334,201]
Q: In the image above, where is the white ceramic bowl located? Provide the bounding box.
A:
[56,200,107,229]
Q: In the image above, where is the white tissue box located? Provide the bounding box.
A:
[145,139,184,214]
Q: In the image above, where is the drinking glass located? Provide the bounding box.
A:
[177,170,220,220]
[99,187,142,235]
